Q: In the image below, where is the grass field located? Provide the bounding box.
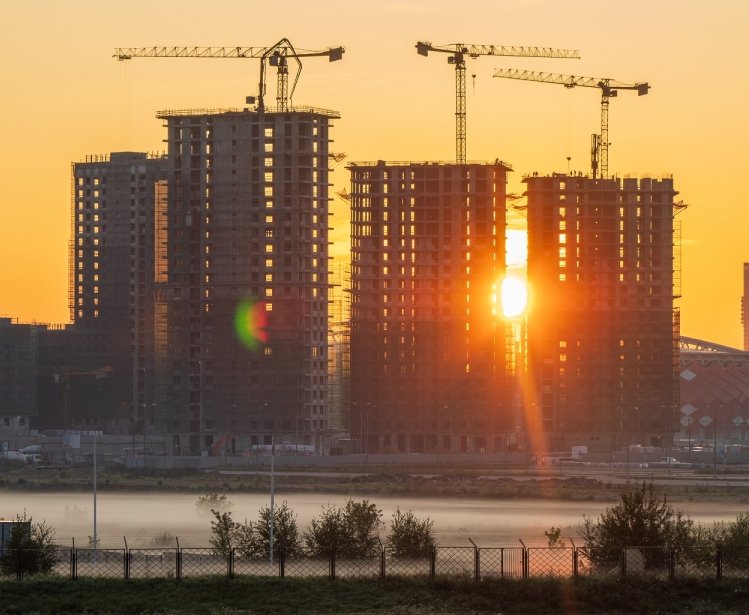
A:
[1,576,749,614]
[3,462,749,505]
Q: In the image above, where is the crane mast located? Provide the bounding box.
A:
[493,68,649,178]
[416,42,580,164]
[114,40,344,113]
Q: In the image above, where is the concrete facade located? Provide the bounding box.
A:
[158,108,337,455]
[348,161,513,453]
[70,152,168,434]
[524,174,679,453]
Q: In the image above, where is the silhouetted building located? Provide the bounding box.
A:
[157,107,337,455]
[348,161,512,453]
[743,263,749,352]
[524,174,679,453]
[0,317,39,441]
[70,152,168,433]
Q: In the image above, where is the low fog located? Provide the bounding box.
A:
[2,491,747,548]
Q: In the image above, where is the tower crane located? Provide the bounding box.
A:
[415,42,580,164]
[114,39,344,113]
[493,69,649,178]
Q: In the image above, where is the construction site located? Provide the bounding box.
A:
[0,38,700,460]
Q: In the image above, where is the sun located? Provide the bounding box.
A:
[501,275,528,318]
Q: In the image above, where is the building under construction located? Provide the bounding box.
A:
[524,174,680,453]
[156,107,337,455]
[348,161,513,453]
[69,152,168,434]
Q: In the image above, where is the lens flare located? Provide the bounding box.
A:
[234,298,269,350]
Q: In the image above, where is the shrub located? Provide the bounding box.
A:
[208,501,300,559]
[304,499,383,557]
[545,526,564,548]
[255,500,301,558]
[208,509,236,556]
[579,482,693,571]
[386,508,435,557]
[0,512,58,576]
[196,493,232,517]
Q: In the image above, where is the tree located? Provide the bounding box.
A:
[304,504,345,556]
[208,501,300,559]
[196,493,232,518]
[0,512,58,577]
[303,499,383,557]
[233,519,262,558]
[545,526,564,548]
[255,501,301,558]
[342,499,383,556]
[580,482,694,571]
[208,509,236,556]
[386,508,435,558]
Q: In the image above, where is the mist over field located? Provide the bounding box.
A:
[2,491,747,548]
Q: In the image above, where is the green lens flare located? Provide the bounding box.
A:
[234,298,269,350]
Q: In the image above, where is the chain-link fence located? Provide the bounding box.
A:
[476,547,524,579]
[435,546,475,579]
[5,542,749,582]
[233,553,279,578]
[128,548,178,579]
[721,546,749,579]
[527,547,574,577]
[179,548,228,578]
[281,549,331,578]
[383,547,432,578]
[74,548,127,579]
[332,546,382,579]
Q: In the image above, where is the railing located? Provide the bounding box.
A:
[2,543,748,582]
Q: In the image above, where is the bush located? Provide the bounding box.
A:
[385,508,435,557]
[579,482,694,571]
[209,509,236,556]
[255,500,301,558]
[304,499,383,557]
[0,512,58,576]
[196,493,232,517]
[208,501,301,558]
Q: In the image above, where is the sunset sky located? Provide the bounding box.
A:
[1,0,747,347]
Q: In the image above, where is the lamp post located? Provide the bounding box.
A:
[269,434,275,566]
[92,433,97,552]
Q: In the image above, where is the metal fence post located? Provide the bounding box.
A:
[125,550,131,580]
[468,538,479,581]
[330,547,336,581]
[175,537,181,582]
[228,548,235,579]
[716,544,723,580]
[519,539,528,579]
[16,550,22,582]
[620,549,627,577]
[573,548,578,578]
[430,547,436,580]
[279,548,285,578]
[500,547,504,579]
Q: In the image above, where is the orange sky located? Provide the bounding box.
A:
[1,1,747,348]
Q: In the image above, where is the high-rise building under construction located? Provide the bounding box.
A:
[157,107,338,455]
[348,161,513,453]
[70,152,168,433]
[524,174,680,453]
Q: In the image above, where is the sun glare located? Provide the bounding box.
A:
[501,276,528,318]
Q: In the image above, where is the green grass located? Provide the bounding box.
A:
[1,576,749,614]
